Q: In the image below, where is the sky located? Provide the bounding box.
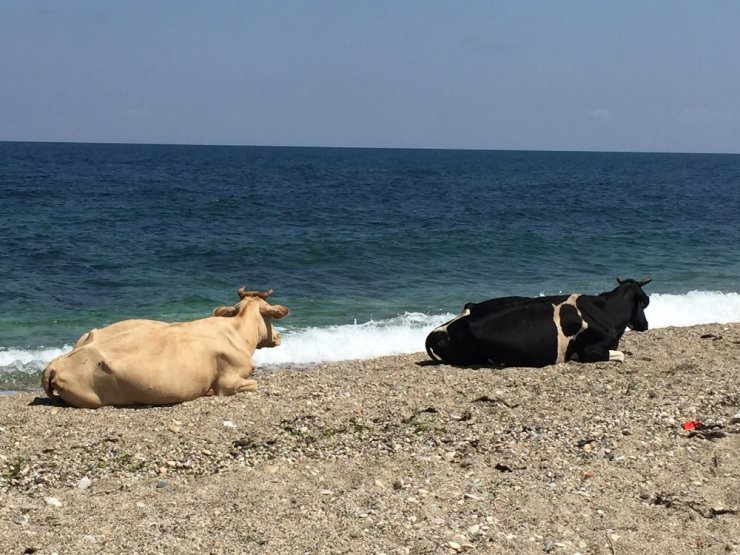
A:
[1,1,739,153]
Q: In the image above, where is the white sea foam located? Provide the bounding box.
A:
[0,346,71,371]
[646,291,740,328]
[3,291,740,375]
[253,312,454,366]
[0,346,73,388]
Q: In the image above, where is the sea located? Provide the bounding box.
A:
[2,142,739,391]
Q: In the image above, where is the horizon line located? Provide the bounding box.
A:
[1,139,738,156]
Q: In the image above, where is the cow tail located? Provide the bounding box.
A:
[42,366,60,399]
[425,333,442,363]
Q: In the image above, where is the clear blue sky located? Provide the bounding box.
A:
[2,1,739,152]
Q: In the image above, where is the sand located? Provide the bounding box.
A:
[1,324,738,554]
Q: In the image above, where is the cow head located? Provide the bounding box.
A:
[212,288,290,348]
[616,277,651,331]
[255,297,290,348]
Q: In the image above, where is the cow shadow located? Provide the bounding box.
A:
[414,360,505,370]
[28,396,180,410]
[28,396,60,407]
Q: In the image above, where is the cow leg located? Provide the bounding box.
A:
[214,374,258,395]
[577,343,621,363]
[214,356,258,395]
[236,379,258,392]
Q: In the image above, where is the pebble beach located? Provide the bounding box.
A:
[1,324,738,554]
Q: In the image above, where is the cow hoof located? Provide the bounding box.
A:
[609,350,625,362]
[239,379,258,393]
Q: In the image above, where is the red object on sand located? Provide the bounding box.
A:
[681,420,703,431]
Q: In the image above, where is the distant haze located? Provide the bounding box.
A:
[1,1,739,153]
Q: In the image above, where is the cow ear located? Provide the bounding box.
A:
[616,277,624,285]
[213,305,238,317]
[260,304,290,319]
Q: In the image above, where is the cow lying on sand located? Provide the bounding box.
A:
[42,288,289,408]
[426,278,651,367]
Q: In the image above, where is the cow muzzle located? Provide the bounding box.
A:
[628,316,648,332]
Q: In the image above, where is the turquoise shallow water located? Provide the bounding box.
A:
[1,143,739,388]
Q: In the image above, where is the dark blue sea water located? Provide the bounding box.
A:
[2,142,740,389]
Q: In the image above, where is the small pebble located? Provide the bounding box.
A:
[12,515,28,525]
[44,497,62,507]
[156,480,168,489]
[76,476,92,491]
[223,420,236,428]
[20,503,38,514]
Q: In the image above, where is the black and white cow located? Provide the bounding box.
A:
[425,278,651,367]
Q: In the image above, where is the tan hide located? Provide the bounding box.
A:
[42,296,289,408]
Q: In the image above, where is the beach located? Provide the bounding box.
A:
[1,323,738,554]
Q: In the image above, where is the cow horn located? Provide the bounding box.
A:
[616,277,652,287]
[238,287,273,300]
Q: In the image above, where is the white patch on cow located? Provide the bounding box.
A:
[552,294,588,363]
[609,350,625,362]
[432,308,470,334]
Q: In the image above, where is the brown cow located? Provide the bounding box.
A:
[41,288,289,408]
